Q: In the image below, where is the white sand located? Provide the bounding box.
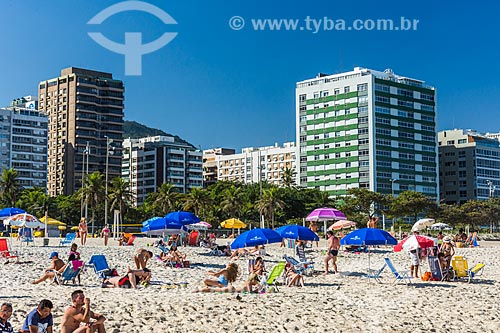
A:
[1,236,499,333]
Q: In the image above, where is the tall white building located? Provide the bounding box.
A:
[122,136,203,206]
[0,96,48,188]
[296,67,438,199]
[210,142,297,186]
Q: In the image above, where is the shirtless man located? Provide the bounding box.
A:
[133,249,153,269]
[32,252,65,284]
[323,231,340,274]
[60,290,106,333]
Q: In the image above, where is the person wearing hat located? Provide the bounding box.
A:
[32,252,65,284]
[439,236,455,270]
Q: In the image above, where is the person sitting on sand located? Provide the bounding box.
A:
[158,244,186,265]
[247,256,265,287]
[285,265,304,287]
[102,268,151,289]
[20,299,54,333]
[117,234,129,246]
[32,252,65,284]
[204,262,239,288]
[0,302,14,333]
[60,290,106,333]
[134,249,153,269]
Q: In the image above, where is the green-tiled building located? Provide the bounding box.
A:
[296,67,438,199]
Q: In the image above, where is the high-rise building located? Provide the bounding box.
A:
[38,67,124,196]
[122,136,203,206]
[439,129,500,203]
[208,142,297,186]
[296,67,438,199]
[0,96,48,188]
[202,148,236,187]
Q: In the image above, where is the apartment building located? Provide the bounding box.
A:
[123,136,203,206]
[202,148,236,187]
[296,67,438,199]
[0,96,48,188]
[212,142,297,186]
[439,129,500,203]
[38,67,124,196]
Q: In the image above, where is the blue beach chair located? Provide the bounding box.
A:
[56,260,84,285]
[365,263,387,283]
[60,233,76,246]
[88,254,111,279]
[384,257,412,285]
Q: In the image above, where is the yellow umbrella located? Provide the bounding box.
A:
[221,218,247,229]
[39,216,66,226]
[70,226,79,231]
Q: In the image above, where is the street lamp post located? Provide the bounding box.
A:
[80,142,90,219]
[390,178,398,196]
[487,180,494,198]
[104,136,113,236]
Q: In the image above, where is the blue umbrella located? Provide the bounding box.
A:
[141,217,187,236]
[0,207,26,219]
[164,211,200,226]
[141,216,162,227]
[230,228,283,250]
[275,224,319,241]
[340,228,398,246]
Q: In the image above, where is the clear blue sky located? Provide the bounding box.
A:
[1,0,499,150]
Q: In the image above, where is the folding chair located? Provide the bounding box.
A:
[452,256,485,283]
[0,238,19,263]
[55,260,84,285]
[260,261,286,292]
[60,233,76,246]
[383,258,412,285]
[296,250,315,276]
[467,263,485,283]
[283,255,306,275]
[88,254,111,279]
[365,263,387,283]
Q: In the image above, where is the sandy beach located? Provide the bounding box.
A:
[1,236,499,333]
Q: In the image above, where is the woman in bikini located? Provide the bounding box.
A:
[439,236,455,269]
[78,218,88,246]
[102,268,151,289]
[100,224,110,246]
[203,262,239,288]
[134,249,153,269]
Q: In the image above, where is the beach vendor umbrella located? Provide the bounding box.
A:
[3,213,44,228]
[187,221,211,230]
[328,220,357,231]
[221,218,247,229]
[429,222,453,231]
[394,234,437,252]
[411,218,435,232]
[141,216,162,228]
[341,228,398,271]
[164,211,200,226]
[275,224,319,241]
[0,207,26,219]
[306,207,347,222]
[39,216,66,226]
[141,217,187,236]
[230,228,283,250]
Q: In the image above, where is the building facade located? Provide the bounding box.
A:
[211,142,297,186]
[202,148,236,187]
[296,67,438,199]
[0,97,48,188]
[439,129,500,203]
[122,136,203,206]
[38,67,124,196]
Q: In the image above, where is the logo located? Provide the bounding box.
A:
[87,1,178,76]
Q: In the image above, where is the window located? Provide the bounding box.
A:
[357,83,368,91]
[421,93,434,101]
[458,139,467,144]
[344,86,350,93]
[398,100,414,108]
[375,84,390,92]
[375,106,390,115]
[375,96,390,104]
[397,88,413,97]
[334,89,340,95]
[299,94,306,102]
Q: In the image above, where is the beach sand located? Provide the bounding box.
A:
[1,236,498,333]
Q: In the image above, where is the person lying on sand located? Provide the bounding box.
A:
[60,290,106,333]
[102,268,151,289]
[32,252,65,284]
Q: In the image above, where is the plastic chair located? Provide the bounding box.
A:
[88,254,111,279]
[55,260,83,285]
[383,257,412,284]
[60,233,76,246]
[467,263,485,283]
[452,256,485,283]
[0,238,19,263]
[365,263,387,283]
[261,261,286,292]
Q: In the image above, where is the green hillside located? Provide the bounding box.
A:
[123,120,196,148]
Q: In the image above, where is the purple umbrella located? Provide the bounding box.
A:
[306,207,346,221]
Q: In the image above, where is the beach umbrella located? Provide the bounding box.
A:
[39,216,66,226]
[141,216,162,227]
[141,217,187,236]
[429,222,453,231]
[187,221,211,230]
[3,213,44,228]
[306,207,346,221]
[221,218,247,229]
[328,220,357,231]
[411,218,435,232]
[394,235,437,252]
[164,211,200,226]
[230,228,282,250]
[0,207,26,219]
[275,224,319,241]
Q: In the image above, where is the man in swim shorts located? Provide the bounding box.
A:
[324,231,340,275]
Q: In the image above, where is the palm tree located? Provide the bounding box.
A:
[79,171,105,234]
[281,167,296,188]
[0,168,23,207]
[109,177,134,224]
[220,185,245,218]
[18,187,48,216]
[184,187,211,218]
[256,187,284,229]
[154,183,178,215]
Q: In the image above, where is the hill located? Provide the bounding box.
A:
[123,120,196,148]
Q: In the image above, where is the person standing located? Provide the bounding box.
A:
[20,299,53,333]
[60,290,106,333]
[0,303,14,333]
[100,225,110,246]
[308,221,319,247]
[133,249,153,269]
[78,218,88,246]
[323,231,340,275]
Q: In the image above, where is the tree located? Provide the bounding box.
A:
[256,187,285,229]
[389,191,434,223]
[18,187,49,216]
[281,167,296,188]
[154,183,178,215]
[109,177,134,224]
[79,171,105,233]
[0,168,23,207]
[220,185,245,219]
[341,188,390,224]
[183,187,211,218]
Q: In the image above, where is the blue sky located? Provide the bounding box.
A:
[1,0,500,150]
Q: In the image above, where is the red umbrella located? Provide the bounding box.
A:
[394,235,437,252]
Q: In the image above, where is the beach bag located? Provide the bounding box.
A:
[422,271,432,281]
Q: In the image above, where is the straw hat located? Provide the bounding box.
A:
[443,236,452,243]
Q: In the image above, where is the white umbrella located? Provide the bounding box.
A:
[429,222,453,231]
[3,213,44,228]
[411,218,435,232]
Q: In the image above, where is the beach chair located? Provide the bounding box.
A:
[466,263,485,283]
[365,263,387,283]
[451,256,485,283]
[383,258,412,285]
[0,238,19,263]
[260,261,286,292]
[283,255,306,275]
[88,254,111,279]
[428,256,444,281]
[60,232,76,246]
[55,260,84,285]
[296,248,315,276]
